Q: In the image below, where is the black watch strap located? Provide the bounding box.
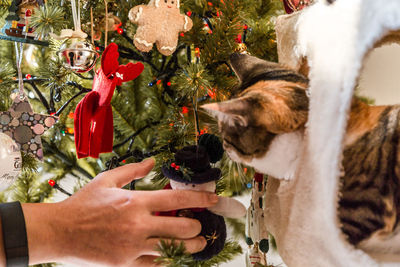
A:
[0,202,28,267]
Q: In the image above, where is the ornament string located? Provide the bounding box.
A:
[14,42,24,98]
[104,0,108,47]
[90,7,94,44]
[70,0,81,32]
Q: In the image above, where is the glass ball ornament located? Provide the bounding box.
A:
[58,38,99,73]
[0,133,22,191]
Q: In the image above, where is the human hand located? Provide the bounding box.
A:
[22,158,219,266]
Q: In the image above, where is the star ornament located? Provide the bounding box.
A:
[0,93,57,160]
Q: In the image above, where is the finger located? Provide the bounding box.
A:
[98,158,155,188]
[144,236,207,255]
[149,216,202,239]
[143,190,219,211]
[134,255,159,267]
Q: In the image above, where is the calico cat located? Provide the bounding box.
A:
[202,53,400,255]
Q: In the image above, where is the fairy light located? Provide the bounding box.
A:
[48,179,72,196]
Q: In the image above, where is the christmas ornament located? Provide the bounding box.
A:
[74,43,144,158]
[52,0,98,73]
[128,0,193,56]
[1,0,42,39]
[282,0,313,14]
[91,13,122,41]
[234,43,248,54]
[0,93,57,160]
[0,133,22,192]
[51,0,87,40]
[198,133,224,164]
[57,38,99,73]
[160,139,246,260]
[245,173,269,267]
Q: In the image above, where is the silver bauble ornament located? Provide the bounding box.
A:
[58,38,99,73]
[0,133,22,191]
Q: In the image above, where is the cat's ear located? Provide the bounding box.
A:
[229,53,281,83]
[201,99,249,127]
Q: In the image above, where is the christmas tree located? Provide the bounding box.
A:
[0,0,283,266]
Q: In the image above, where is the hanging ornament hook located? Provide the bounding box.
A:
[50,0,87,39]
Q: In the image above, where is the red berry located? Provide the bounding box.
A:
[207,2,213,6]
[48,180,55,187]
[171,163,177,168]
[117,28,123,34]
[180,33,185,37]
[167,82,172,86]
[187,11,192,16]
[175,166,180,171]
[95,47,100,51]
[25,74,32,79]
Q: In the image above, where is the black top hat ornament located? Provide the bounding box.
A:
[162,145,221,184]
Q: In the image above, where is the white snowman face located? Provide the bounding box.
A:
[170,180,216,192]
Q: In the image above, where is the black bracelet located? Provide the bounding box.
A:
[0,202,28,267]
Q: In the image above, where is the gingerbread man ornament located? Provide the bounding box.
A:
[129,0,193,56]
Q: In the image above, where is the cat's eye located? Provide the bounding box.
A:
[172,1,174,3]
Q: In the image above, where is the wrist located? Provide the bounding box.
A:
[21,202,63,265]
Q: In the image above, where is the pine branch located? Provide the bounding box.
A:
[26,80,52,114]
[30,3,65,39]
[42,140,94,180]
[112,121,161,150]
[55,81,91,116]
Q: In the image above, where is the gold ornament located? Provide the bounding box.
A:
[235,43,248,54]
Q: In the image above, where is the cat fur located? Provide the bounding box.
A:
[203,52,400,264]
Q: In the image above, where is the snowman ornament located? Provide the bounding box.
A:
[161,141,246,260]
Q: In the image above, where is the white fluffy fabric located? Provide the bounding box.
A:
[267,0,400,266]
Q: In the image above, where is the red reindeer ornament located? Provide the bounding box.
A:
[74,43,144,158]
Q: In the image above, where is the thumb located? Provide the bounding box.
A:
[98,158,155,188]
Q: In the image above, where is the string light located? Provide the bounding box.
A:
[182,106,189,114]
[48,179,72,196]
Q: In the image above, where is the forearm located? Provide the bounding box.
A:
[21,203,64,265]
